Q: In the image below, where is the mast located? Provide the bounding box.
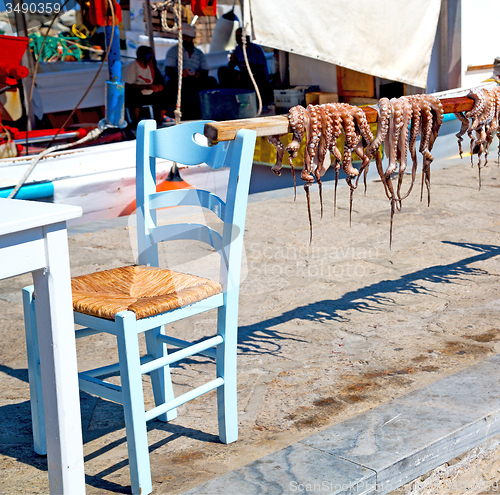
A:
[102,0,126,127]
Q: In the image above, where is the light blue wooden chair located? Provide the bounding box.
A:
[22,120,256,495]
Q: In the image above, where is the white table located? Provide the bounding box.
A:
[0,198,85,494]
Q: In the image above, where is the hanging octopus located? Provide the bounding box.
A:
[268,105,308,199]
[375,96,412,247]
[454,86,500,189]
[369,94,443,247]
[484,87,500,163]
[369,97,392,199]
[335,103,374,225]
[412,94,443,205]
[317,103,343,215]
[267,93,444,248]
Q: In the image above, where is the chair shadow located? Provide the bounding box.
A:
[0,241,498,492]
[0,385,218,493]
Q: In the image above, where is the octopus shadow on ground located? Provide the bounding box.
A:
[237,241,500,337]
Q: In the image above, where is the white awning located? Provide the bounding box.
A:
[244,0,442,89]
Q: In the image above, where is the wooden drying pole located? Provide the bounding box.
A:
[204,95,475,143]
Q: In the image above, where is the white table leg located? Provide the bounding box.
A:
[32,222,85,494]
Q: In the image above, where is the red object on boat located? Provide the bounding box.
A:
[191,0,217,16]
[83,0,122,26]
[2,126,88,141]
[0,35,29,86]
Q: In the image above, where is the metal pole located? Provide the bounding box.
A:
[144,0,156,58]
[12,1,35,131]
[103,0,126,127]
[438,0,449,92]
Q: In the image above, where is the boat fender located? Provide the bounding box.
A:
[209,10,239,53]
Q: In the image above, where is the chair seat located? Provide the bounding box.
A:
[71,265,222,320]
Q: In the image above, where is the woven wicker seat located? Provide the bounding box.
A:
[23,120,256,495]
[72,265,222,320]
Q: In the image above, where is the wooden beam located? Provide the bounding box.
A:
[203,95,476,143]
[467,64,494,72]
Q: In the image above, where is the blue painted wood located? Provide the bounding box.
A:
[157,334,217,359]
[23,120,257,495]
[140,335,223,373]
[135,293,224,331]
[144,326,177,422]
[150,223,223,250]
[148,189,226,218]
[144,378,225,422]
[115,311,152,495]
[77,373,123,404]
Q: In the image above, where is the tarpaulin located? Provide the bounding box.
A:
[244,0,442,88]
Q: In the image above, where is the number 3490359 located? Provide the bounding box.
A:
[5,2,61,13]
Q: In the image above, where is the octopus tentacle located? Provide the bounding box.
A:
[350,105,374,192]
[302,104,323,241]
[466,88,487,166]
[395,97,412,201]
[485,88,500,165]
[418,98,434,204]
[399,95,422,200]
[472,89,495,172]
[337,104,361,177]
[423,95,444,205]
[285,105,308,200]
[454,111,470,158]
[370,98,392,200]
[268,135,286,176]
[325,103,345,214]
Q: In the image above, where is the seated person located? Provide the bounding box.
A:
[123,46,167,125]
[218,28,273,106]
[164,25,217,120]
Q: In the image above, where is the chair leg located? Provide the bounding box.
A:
[115,312,152,495]
[144,326,177,422]
[22,286,47,455]
[216,299,238,444]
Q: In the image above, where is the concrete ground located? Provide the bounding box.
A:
[0,155,499,494]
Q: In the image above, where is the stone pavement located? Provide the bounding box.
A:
[0,156,499,494]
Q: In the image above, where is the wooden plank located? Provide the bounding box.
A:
[204,95,475,142]
[467,64,494,72]
[204,116,290,142]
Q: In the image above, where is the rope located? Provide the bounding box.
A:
[7,127,104,199]
[240,26,262,117]
[235,0,263,117]
[174,0,183,124]
[0,125,16,159]
[151,0,183,124]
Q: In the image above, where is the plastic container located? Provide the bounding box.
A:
[273,89,304,114]
[199,88,257,121]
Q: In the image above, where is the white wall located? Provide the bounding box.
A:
[289,53,338,93]
[461,0,500,87]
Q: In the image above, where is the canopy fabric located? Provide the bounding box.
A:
[244,0,442,89]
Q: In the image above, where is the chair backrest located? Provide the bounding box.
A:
[135,119,256,291]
